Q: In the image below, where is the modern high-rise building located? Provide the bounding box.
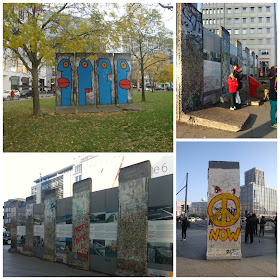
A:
[240,167,277,217]
[201,3,277,74]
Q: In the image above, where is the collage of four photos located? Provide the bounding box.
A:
[2,1,278,278]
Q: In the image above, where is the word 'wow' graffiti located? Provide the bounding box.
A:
[56,53,132,106]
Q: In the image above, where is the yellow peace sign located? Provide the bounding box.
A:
[208,193,240,227]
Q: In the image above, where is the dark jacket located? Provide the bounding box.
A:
[269,74,277,101]
[234,67,243,90]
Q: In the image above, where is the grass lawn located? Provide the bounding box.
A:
[3,92,173,152]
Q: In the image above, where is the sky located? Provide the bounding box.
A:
[1,153,173,203]
[176,142,277,203]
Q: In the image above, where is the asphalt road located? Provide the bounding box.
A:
[3,245,108,277]
[176,221,276,260]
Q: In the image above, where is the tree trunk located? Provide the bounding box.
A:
[32,67,41,116]
[141,60,145,102]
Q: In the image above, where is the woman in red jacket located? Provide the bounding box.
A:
[227,72,239,110]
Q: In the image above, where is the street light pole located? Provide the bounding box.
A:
[185,173,188,217]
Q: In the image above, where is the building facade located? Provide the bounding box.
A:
[240,167,277,217]
[201,3,277,75]
[188,201,208,218]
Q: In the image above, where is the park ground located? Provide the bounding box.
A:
[176,220,277,277]
[3,91,173,152]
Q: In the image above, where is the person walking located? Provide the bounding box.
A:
[181,216,189,241]
[252,213,258,235]
[259,216,266,237]
[269,66,277,128]
[233,63,243,108]
[245,213,254,243]
[227,72,239,110]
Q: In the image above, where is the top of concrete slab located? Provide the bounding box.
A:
[209,161,239,169]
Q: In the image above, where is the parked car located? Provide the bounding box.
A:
[3,230,11,245]
[195,217,203,221]
[20,90,33,98]
[189,217,196,222]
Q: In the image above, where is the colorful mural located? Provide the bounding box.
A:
[77,58,93,106]
[56,53,132,107]
[117,59,131,104]
[96,58,112,104]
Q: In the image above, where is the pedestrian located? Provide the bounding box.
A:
[181,216,189,241]
[10,90,15,101]
[252,213,258,235]
[273,214,277,239]
[227,72,239,110]
[245,213,254,243]
[233,63,243,108]
[268,66,277,128]
[259,216,266,237]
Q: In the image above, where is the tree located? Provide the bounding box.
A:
[3,3,111,116]
[116,4,173,101]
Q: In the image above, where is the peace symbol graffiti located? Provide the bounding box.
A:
[208,193,240,227]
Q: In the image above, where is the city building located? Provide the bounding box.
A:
[3,198,26,230]
[240,167,277,217]
[31,165,74,204]
[201,3,277,74]
[188,201,207,218]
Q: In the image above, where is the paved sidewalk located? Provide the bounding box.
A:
[177,99,277,138]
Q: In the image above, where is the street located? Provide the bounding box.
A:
[176,221,277,277]
[3,245,108,277]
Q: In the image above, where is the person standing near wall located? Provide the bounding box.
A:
[269,66,277,128]
[181,216,189,241]
[227,72,238,110]
[233,63,243,108]
[259,216,266,237]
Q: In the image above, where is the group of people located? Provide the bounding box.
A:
[245,213,267,243]
[226,63,277,128]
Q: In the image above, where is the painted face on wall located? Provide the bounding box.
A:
[96,58,112,104]
[57,58,72,106]
[117,59,131,104]
[77,58,93,106]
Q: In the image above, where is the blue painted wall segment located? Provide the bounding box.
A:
[117,59,131,104]
[57,58,72,106]
[77,58,93,106]
[97,58,112,105]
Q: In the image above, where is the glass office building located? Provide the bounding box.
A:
[240,168,277,217]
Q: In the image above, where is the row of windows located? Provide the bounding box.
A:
[3,59,28,73]
[203,17,271,25]
[203,6,271,15]
[209,27,271,35]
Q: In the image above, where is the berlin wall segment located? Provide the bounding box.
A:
[9,201,18,253]
[72,178,92,270]
[207,161,242,260]
[17,202,26,254]
[23,196,35,256]
[56,53,132,108]
[116,161,151,275]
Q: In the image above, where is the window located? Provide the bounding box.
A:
[11,60,18,72]
[217,8,220,14]
[258,7,262,12]
[203,10,206,15]
[242,29,247,34]
[210,9,212,14]
[217,19,220,24]
[75,175,82,182]
[259,49,270,55]
[217,29,220,35]
[258,17,262,23]
[266,28,271,33]
[213,19,216,24]
[266,38,271,44]
[228,29,232,35]
[258,28,262,34]
[235,8,239,13]
[266,17,270,23]
[235,18,239,24]
[243,18,247,23]
[221,8,223,14]
[266,6,270,12]
[258,39,262,44]
[228,8,232,14]
[234,29,239,35]
[213,9,216,14]
[206,9,209,14]
[221,19,224,24]
[227,18,231,24]
[250,28,255,34]
[250,7,254,12]
[3,58,6,70]
[209,19,212,24]
[22,64,27,73]
[75,164,82,173]
[206,19,209,25]
[203,20,205,25]
[243,7,247,12]
[250,17,254,23]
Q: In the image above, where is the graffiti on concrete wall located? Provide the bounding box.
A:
[220,27,230,97]
[180,4,203,113]
[56,53,132,107]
